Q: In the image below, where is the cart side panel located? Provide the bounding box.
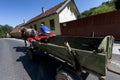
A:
[49,36,103,51]
[33,42,106,76]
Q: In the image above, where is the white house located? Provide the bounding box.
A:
[23,0,80,35]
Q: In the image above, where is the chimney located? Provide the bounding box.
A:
[23,19,27,24]
[42,7,45,13]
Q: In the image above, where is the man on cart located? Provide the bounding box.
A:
[39,24,56,37]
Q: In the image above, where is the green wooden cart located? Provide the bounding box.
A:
[28,35,114,80]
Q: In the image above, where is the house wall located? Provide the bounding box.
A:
[25,1,79,35]
[59,1,79,23]
[25,14,61,35]
[60,10,120,40]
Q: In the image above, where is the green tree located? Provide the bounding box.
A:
[0,24,13,38]
[115,0,120,9]
[80,0,116,18]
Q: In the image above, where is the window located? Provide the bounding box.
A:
[41,22,45,25]
[34,24,37,30]
[30,25,33,28]
[50,19,55,30]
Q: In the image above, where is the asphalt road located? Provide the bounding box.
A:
[0,38,58,80]
[0,38,120,80]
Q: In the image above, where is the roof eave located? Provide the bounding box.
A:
[24,12,57,26]
[56,0,71,13]
[72,0,80,14]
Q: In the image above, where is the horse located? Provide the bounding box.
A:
[20,27,38,46]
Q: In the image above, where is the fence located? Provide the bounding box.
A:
[60,10,120,40]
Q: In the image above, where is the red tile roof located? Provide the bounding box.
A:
[25,1,67,25]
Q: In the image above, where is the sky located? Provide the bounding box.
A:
[0,0,109,27]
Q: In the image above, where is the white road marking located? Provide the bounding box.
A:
[111,61,120,67]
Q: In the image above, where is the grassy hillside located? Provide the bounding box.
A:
[80,0,116,18]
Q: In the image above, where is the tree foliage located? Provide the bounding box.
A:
[80,0,116,18]
[0,24,13,38]
[115,0,120,9]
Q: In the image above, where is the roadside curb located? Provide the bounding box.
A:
[3,38,29,45]
[3,38,24,42]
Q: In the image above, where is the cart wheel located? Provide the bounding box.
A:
[56,68,83,80]
[28,48,36,61]
[56,71,73,80]
[98,76,106,80]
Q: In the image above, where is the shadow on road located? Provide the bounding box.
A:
[13,46,28,52]
[14,46,59,80]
